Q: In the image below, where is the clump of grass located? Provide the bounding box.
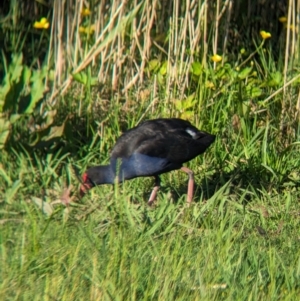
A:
[1,175,300,299]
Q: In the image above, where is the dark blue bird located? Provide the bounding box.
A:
[80,118,215,204]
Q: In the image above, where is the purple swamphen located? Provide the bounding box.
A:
[80,118,215,204]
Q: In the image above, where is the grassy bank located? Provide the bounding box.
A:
[1,0,300,300]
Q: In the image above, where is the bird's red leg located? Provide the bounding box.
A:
[148,176,161,205]
[180,166,194,203]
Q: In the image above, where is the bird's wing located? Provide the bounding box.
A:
[111,126,157,158]
[111,119,215,163]
[133,129,197,163]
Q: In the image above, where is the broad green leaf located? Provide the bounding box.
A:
[223,63,232,70]
[25,70,45,114]
[185,93,196,107]
[216,66,226,78]
[273,71,282,83]
[72,72,98,86]
[10,114,20,123]
[191,62,202,76]
[148,59,160,72]
[157,73,164,84]
[9,53,23,83]
[179,111,193,119]
[72,72,88,85]
[1,56,28,112]
[174,100,183,111]
[41,116,69,141]
[159,61,168,75]
[246,86,262,98]
[238,67,252,79]
[268,71,282,87]
[174,94,195,112]
[22,66,31,85]
[90,77,98,86]
[205,81,215,89]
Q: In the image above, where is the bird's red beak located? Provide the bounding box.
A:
[79,173,92,197]
[80,184,89,197]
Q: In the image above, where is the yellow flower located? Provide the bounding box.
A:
[79,24,96,35]
[240,48,246,54]
[79,26,86,33]
[87,24,96,34]
[81,8,91,16]
[286,24,297,32]
[260,30,271,40]
[211,54,222,63]
[206,81,215,89]
[279,16,287,23]
[33,17,50,29]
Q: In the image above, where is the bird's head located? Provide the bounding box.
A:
[79,165,115,197]
[79,171,94,197]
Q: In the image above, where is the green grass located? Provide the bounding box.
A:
[1,112,300,300]
[2,83,300,300]
[2,184,300,300]
[1,1,300,299]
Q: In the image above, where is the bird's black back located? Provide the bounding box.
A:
[111,118,215,164]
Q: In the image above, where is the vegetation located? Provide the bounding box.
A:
[1,0,300,300]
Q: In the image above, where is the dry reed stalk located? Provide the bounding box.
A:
[202,1,208,67]
[48,1,142,105]
[222,0,232,56]
[44,0,296,120]
[213,0,220,70]
[262,73,300,105]
[123,0,158,93]
[296,0,300,122]
[280,0,293,135]
[296,90,300,121]
[46,0,212,105]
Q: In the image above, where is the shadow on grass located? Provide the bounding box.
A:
[140,161,298,205]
